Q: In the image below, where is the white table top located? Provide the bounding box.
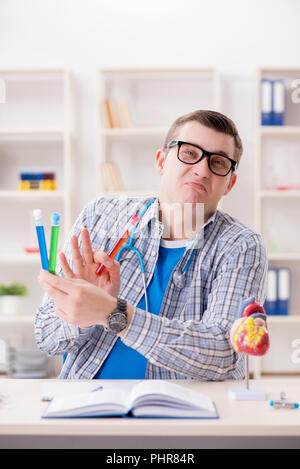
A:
[0,378,299,437]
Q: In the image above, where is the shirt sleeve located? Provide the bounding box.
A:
[121,233,268,380]
[34,200,99,356]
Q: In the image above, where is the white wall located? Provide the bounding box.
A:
[0,0,300,227]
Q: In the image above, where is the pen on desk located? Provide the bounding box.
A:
[96,214,140,276]
[91,386,103,392]
[270,392,299,409]
[270,400,299,409]
[49,213,60,274]
[33,209,49,271]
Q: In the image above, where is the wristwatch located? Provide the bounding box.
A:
[107,298,128,333]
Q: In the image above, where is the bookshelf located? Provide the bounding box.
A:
[253,67,300,377]
[97,68,221,197]
[0,69,73,375]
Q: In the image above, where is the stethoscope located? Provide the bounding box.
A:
[115,201,197,312]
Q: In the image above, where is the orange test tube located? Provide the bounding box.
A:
[96,214,139,276]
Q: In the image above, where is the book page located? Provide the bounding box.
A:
[43,387,130,418]
[129,380,215,413]
[41,380,138,401]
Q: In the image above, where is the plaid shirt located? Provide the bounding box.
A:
[35,196,267,381]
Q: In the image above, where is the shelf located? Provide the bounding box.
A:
[97,190,158,199]
[0,128,65,135]
[0,68,66,75]
[267,315,300,324]
[268,252,300,261]
[259,190,300,198]
[0,314,34,325]
[0,129,66,140]
[100,127,168,136]
[259,126,300,135]
[259,67,300,74]
[100,68,216,79]
[0,190,65,200]
[0,252,40,265]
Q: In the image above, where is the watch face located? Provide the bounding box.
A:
[108,312,127,333]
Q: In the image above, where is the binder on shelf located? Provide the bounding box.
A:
[277,268,290,316]
[264,267,291,316]
[264,268,278,315]
[272,79,285,126]
[260,79,286,126]
[261,79,273,125]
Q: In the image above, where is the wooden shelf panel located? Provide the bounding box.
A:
[268,252,300,261]
[0,315,34,325]
[0,253,40,264]
[259,126,300,135]
[259,190,300,198]
[0,190,65,199]
[100,127,168,136]
[267,315,300,324]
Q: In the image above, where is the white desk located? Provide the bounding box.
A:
[0,378,299,449]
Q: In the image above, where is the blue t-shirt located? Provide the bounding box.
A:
[93,239,186,379]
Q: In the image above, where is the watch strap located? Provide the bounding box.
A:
[107,297,128,334]
[116,297,127,313]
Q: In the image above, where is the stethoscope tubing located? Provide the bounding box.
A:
[114,200,197,308]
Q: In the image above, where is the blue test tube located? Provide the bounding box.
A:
[33,209,49,270]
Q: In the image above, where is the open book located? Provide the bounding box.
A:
[42,380,218,419]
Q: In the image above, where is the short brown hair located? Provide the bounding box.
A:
[163,110,243,167]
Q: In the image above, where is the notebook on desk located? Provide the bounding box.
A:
[42,380,219,419]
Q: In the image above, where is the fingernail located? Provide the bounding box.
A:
[106,259,113,268]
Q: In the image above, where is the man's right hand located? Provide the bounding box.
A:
[59,228,120,298]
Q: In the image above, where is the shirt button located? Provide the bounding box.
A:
[136,287,141,293]
[95,359,101,365]
[151,251,156,257]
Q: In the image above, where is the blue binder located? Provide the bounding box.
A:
[272,79,285,125]
[264,268,278,315]
[277,268,290,315]
[261,79,272,125]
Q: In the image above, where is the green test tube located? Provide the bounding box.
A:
[49,212,60,274]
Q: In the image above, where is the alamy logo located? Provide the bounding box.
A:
[0,78,6,103]
[291,79,300,104]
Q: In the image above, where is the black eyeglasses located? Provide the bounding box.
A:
[166,140,237,177]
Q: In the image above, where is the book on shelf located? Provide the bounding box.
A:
[101,99,132,128]
[42,380,219,419]
[118,100,133,128]
[101,162,123,192]
[101,100,114,128]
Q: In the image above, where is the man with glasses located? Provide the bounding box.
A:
[36,110,267,381]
